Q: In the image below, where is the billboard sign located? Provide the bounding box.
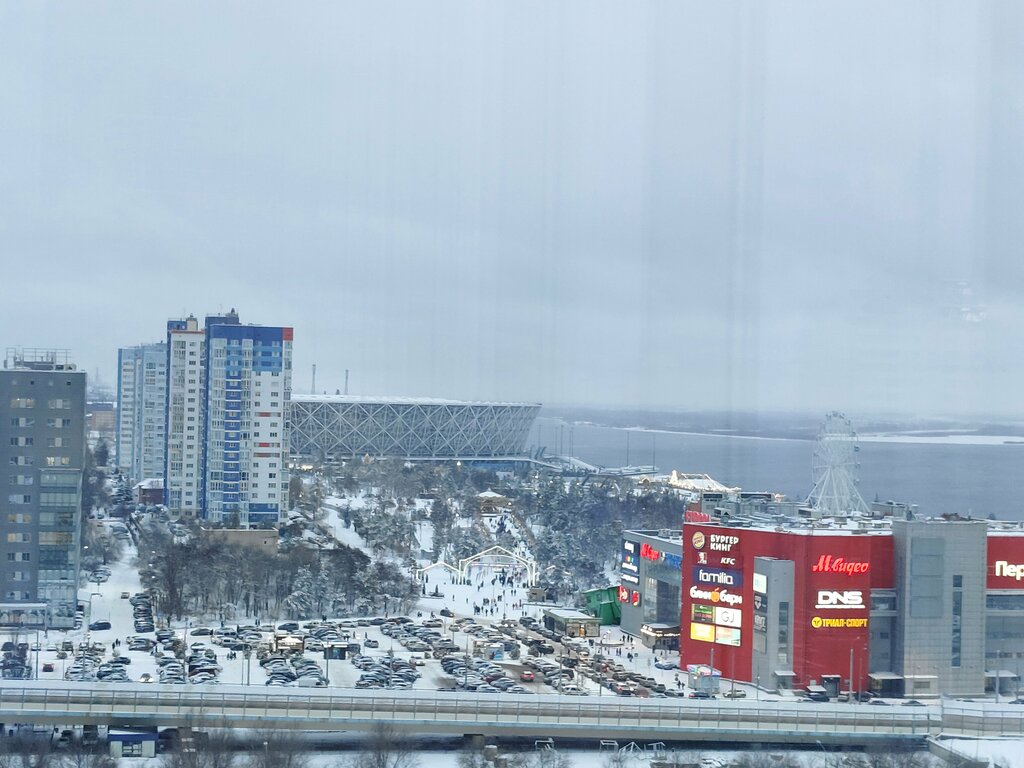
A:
[690,623,715,643]
[715,626,741,646]
[988,537,1024,590]
[692,567,744,588]
[714,607,743,628]
[692,604,715,624]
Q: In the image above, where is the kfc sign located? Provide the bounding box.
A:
[811,555,870,577]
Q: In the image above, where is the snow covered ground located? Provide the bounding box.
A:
[0,499,944,765]
[940,737,1020,767]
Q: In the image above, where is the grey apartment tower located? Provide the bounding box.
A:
[0,349,86,629]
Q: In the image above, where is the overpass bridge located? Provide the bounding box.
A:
[1,683,1021,748]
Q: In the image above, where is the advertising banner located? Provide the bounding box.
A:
[988,536,1024,590]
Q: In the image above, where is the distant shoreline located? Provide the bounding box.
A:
[537,415,1024,447]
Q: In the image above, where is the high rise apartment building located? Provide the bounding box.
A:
[115,342,167,483]
[0,349,85,629]
[164,317,206,515]
[164,312,292,527]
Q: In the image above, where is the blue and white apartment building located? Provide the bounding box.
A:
[161,310,292,527]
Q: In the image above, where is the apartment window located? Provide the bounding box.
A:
[39,532,72,545]
[10,398,35,408]
[11,571,31,582]
[9,437,33,446]
[47,398,71,409]
[7,495,31,505]
[8,475,33,486]
[46,418,72,428]
[10,417,34,427]
[268,473,277,479]
[45,457,70,467]
[6,552,30,562]
[6,533,31,543]
[46,437,69,448]
[952,579,963,667]
[9,456,33,466]
[7,513,32,523]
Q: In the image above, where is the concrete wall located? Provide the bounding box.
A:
[893,519,987,697]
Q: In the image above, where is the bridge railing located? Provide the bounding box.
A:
[0,682,939,739]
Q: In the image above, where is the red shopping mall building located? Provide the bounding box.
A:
[674,517,1024,698]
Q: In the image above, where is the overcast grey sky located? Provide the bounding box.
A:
[1,2,1021,415]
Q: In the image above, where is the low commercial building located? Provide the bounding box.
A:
[134,478,164,506]
[618,530,683,648]
[674,515,1024,698]
[542,607,600,638]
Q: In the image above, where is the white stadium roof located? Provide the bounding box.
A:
[290,394,539,408]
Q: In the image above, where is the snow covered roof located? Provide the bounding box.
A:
[134,478,163,490]
[291,394,540,407]
[667,471,740,493]
[477,490,506,499]
[544,608,597,621]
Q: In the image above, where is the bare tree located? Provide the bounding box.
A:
[243,731,312,768]
[861,753,939,768]
[54,739,117,768]
[0,737,54,768]
[731,753,800,768]
[506,750,574,768]
[455,749,491,768]
[340,724,419,768]
[159,729,238,768]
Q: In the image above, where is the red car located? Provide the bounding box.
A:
[519,670,535,682]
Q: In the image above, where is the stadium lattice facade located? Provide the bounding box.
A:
[289,396,540,460]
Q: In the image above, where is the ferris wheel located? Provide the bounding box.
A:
[806,411,869,516]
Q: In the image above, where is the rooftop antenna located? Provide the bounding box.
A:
[344,369,349,396]
[311,364,317,395]
[806,411,869,516]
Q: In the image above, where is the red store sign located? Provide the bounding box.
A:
[640,543,661,561]
[811,554,870,576]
